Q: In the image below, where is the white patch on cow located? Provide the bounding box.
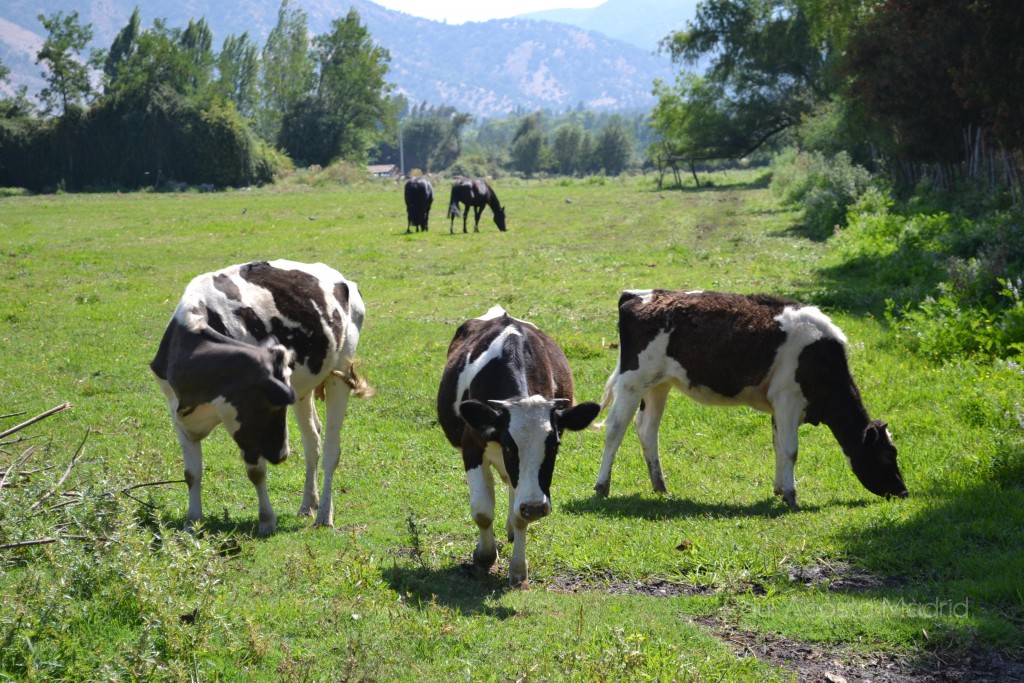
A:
[452,325,524,418]
[625,289,654,305]
[502,395,556,514]
[211,396,241,436]
[775,305,846,345]
[477,305,507,321]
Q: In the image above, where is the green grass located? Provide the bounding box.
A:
[1,172,1022,681]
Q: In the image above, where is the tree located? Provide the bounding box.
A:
[653,0,827,160]
[36,10,97,188]
[551,124,584,176]
[36,11,96,118]
[843,0,979,164]
[180,18,214,92]
[593,118,634,174]
[258,0,315,144]
[510,112,545,177]
[216,33,260,119]
[103,7,140,93]
[280,9,394,165]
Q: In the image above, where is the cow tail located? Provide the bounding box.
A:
[327,363,374,399]
[593,361,620,429]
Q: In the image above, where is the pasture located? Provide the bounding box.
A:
[1,173,1022,681]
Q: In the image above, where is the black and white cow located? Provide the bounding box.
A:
[151,260,371,536]
[437,306,600,586]
[404,176,433,233]
[595,289,908,508]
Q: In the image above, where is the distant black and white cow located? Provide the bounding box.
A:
[595,290,908,508]
[437,306,600,586]
[404,176,433,233]
[151,260,372,536]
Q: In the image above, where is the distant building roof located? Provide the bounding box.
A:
[368,164,400,177]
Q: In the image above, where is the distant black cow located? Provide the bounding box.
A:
[448,177,506,233]
[437,306,599,586]
[404,176,433,233]
[151,260,372,536]
[595,289,908,508]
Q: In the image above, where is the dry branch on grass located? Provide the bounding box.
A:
[0,404,182,553]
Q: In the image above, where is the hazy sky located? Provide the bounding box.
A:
[373,0,605,24]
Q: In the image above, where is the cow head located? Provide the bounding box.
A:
[460,396,600,523]
[848,420,908,499]
[217,338,297,465]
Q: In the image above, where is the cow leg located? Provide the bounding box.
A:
[178,428,205,533]
[466,462,497,569]
[315,377,353,528]
[594,377,645,497]
[635,383,671,494]
[507,511,530,588]
[245,458,277,536]
[293,392,322,517]
[771,407,801,510]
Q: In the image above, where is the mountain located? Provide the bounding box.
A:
[0,0,675,117]
[521,0,698,52]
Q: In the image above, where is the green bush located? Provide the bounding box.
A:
[771,148,874,238]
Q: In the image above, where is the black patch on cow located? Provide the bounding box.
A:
[618,290,793,397]
[538,428,559,497]
[501,430,521,488]
[206,308,229,336]
[213,273,242,302]
[795,337,857,427]
[239,261,332,375]
[234,307,269,341]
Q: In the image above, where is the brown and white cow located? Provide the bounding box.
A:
[595,289,907,508]
[437,306,600,586]
[151,260,371,536]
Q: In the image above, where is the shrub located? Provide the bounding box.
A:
[771,148,874,238]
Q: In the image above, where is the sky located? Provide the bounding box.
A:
[373,0,605,25]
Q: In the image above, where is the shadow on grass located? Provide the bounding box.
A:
[649,172,772,194]
[559,492,862,520]
[383,561,518,619]
[834,473,1024,650]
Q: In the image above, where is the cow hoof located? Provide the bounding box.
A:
[473,546,497,570]
[593,482,610,498]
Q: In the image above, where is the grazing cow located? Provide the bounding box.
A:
[448,177,507,233]
[437,306,600,586]
[151,260,372,536]
[404,176,433,233]
[595,290,908,508]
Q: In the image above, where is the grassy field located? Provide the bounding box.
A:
[1,172,1022,681]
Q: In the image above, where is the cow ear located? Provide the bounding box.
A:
[460,400,503,432]
[265,377,295,406]
[557,402,601,432]
[863,421,888,447]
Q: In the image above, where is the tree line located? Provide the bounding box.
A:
[0,1,398,190]
[650,0,1023,197]
[0,1,652,192]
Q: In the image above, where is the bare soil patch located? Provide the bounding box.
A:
[694,615,1024,683]
[543,567,1024,682]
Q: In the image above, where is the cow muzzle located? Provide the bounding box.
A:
[518,501,551,522]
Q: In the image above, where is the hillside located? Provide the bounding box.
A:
[0,0,674,117]
[522,0,698,51]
